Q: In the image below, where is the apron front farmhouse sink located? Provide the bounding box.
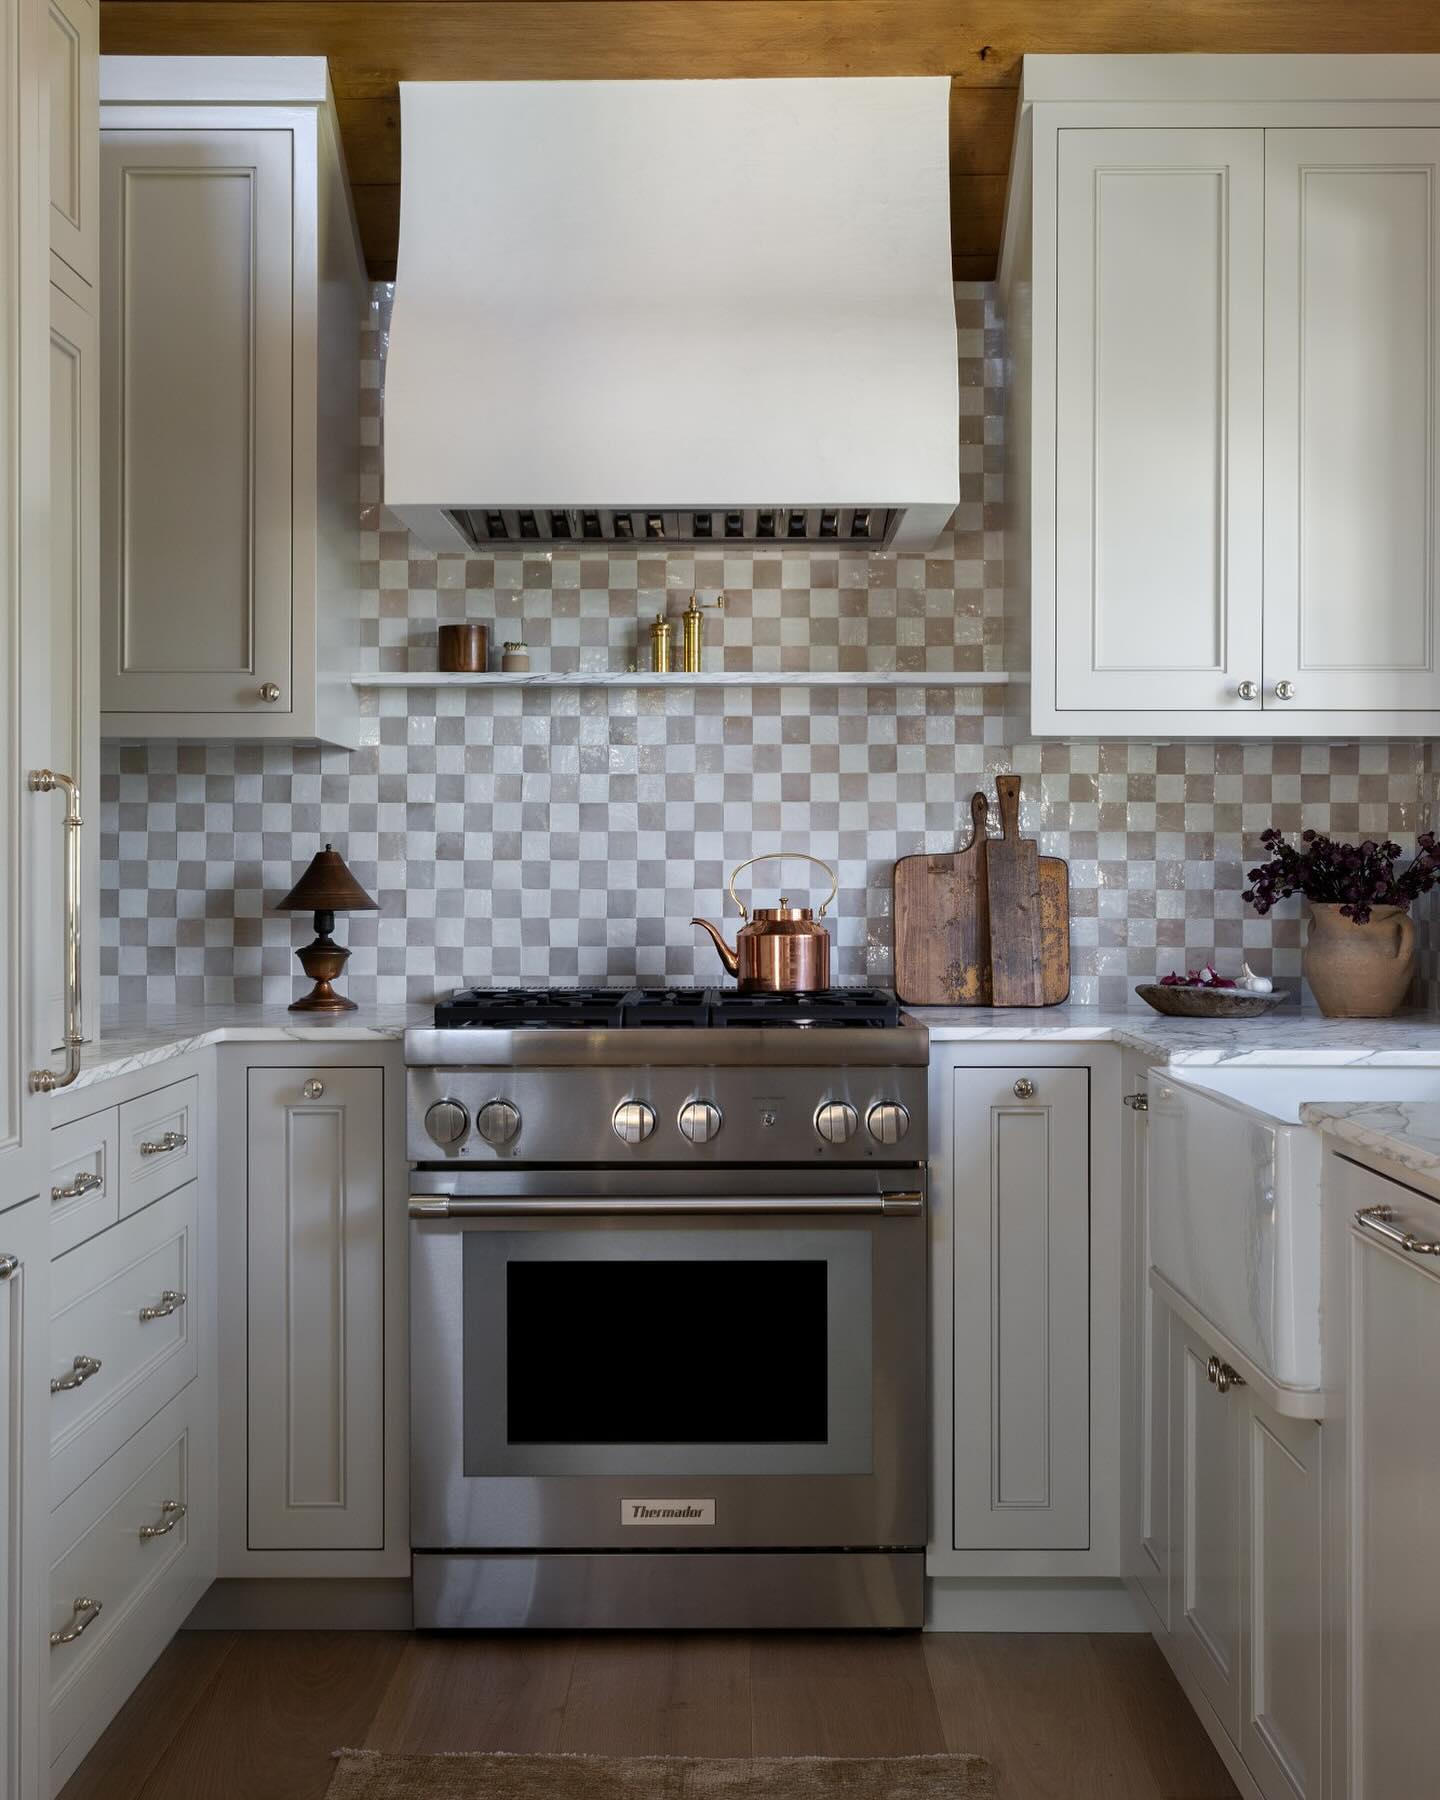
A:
[1150,1060,1440,1393]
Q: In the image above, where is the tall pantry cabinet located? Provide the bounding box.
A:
[1002,56,1440,738]
[47,0,99,1047]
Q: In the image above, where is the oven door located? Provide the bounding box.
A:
[409,1168,927,1552]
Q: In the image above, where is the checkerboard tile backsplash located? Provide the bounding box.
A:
[99,285,1440,1011]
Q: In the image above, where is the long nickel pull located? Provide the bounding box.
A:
[50,1597,101,1647]
[28,769,83,1092]
[1355,1203,1440,1258]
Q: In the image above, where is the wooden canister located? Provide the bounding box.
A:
[438,623,489,672]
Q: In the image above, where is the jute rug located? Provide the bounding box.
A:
[326,1750,996,1798]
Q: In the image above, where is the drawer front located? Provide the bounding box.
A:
[118,1077,198,1215]
[50,1183,198,1505]
[50,1108,120,1257]
[49,1391,206,1760]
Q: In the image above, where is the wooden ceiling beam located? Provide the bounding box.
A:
[99,1,1440,279]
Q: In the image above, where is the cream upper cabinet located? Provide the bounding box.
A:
[1263,128,1440,718]
[1053,128,1265,722]
[99,59,366,747]
[1005,59,1440,737]
[47,0,96,291]
[100,129,294,718]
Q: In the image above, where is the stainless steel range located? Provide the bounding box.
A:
[405,986,928,1630]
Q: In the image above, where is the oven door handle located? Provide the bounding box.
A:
[409,1192,923,1219]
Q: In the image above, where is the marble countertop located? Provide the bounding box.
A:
[1301,1099,1440,1186]
[72,1002,428,1089]
[908,1002,1440,1063]
[67,997,1440,1092]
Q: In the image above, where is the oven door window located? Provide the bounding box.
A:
[463,1228,873,1477]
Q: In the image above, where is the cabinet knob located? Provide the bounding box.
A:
[1273,680,1296,701]
[259,682,282,704]
[1013,1078,1036,1100]
[1236,680,1258,701]
[302,1079,325,1100]
[1215,1361,1245,1395]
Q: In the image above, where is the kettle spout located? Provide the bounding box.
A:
[691,917,739,978]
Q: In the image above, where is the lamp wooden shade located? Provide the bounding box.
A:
[274,844,378,1012]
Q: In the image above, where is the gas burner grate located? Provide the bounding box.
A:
[432,985,901,1030]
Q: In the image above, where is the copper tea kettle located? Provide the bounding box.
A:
[692,853,837,991]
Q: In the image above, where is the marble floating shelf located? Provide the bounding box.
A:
[351,669,1021,690]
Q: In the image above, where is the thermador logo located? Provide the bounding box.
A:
[621,1498,716,1526]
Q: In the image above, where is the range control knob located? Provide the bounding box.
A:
[815,1100,859,1145]
[867,1101,911,1146]
[613,1100,656,1146]
[425,1099,470,1148]
[476,1100,521,1146]
[678,1100,723,1144]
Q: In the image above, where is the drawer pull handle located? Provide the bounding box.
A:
[50,1597,101,1647]
[139,1130,186,1156]
[1356,1202,1440,1257]
[51,1353,101,1394]
[139,1500,186,1541]
[51,1169,102,1202]
[138,1290,186,1323]
[0,1254,18,1281]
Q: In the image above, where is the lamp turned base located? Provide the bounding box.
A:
[290,935,357,1012]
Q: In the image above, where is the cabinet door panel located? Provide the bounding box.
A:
[1348,1187,1440,1800]
[246,1066,384,1551]
[47,0,96,289]
[951,1065,1089,1549]
[1054,128,1264,715]
[1241,1402,1322,1800]
[48,281,97,1051]
[1265,128,1440,712]
[100,129,293,715]
[1174,1320,1241,1742]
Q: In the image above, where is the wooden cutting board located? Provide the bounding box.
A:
[893,791,992,1006]
[986,774,1070,1007]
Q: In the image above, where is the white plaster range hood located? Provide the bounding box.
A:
[383,77,960,553]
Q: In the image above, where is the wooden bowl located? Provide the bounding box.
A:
[1134,983,1289,1019]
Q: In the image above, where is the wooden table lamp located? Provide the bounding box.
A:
[274,844,378,1012]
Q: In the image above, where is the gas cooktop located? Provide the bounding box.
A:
[432,985,903,1030]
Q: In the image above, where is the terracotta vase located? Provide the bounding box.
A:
[1302,902,1416,1018]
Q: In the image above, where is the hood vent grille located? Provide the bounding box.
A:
[450,505,897,550]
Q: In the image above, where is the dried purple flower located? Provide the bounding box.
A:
[1242,829,1440,926]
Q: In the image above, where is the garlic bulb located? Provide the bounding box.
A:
[1236,961,1274,994]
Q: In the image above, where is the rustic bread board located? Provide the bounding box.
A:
[893,791,992,1006]
[987,774,1070,1007]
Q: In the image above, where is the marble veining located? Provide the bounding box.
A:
[1301,1099,1440,1186]
[72,1002,426,1090]
[912,1004,1440,1062]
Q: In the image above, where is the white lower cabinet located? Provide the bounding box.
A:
[218,1049,407,1576]
[0,1201,52,1800]
[930,1046,1121,1581]
[1151,1302,1323,1800]
[1337,1155,1440,1800]
[1239,1398,1322,1800]
[48,1386,214,1781]
[1173,1316,1244,1739]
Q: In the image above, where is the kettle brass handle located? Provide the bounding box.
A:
[726,853,838,922]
